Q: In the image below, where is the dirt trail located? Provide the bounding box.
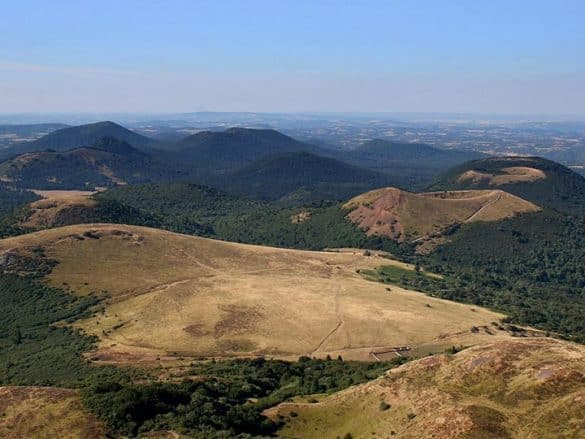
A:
[410,192,502,244]
[310,267,344,355]
[166,242,221,274]
[111,278,193,303]
[464,191,502,223]
[311,320,343,355]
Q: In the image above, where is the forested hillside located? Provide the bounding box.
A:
[0,184,39,216]
[167,127,325,171]
[430,156,585,215]
[217,151,399,201]
[421,210,585,341]
[0,121,157,159]
[336,139,484,189]
[0,137,188,189]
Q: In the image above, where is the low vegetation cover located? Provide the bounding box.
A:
[360,264,436,287]
[0,251,405,437]
[83,357,402,438]
[94,183,584,341]
[274,338,585,438]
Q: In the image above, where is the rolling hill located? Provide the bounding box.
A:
[96,182,262,230]
[344,187,539,248]
[0,121,157,159]
[429,156,585,215]
[168,127,325,172]
[271,337,585,439]
[6,183,400,253]
[0,137,186,190]
[347,139,483,166]
[6,174,583,343]
[12,190,161,231]
[0,223,506,364]
[334,140,485,189]
[219,151,400,201]
[342,183,585,341]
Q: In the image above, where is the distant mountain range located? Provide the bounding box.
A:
[0,137,186,190]
[0,121,157,160]
[0,121,488,198]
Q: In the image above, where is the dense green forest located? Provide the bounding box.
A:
[421,211,585,342]
[95,183,408,254]
[361,211,585,342]
[0,272,130,386]
[0,183,39,216]
[84,357,401,438]
[214,151,399,201]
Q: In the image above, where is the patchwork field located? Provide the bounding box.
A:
[0,386,106,439]
[0,224,506,364]
[269,337,585,439]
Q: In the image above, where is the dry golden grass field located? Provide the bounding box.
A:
[344,187,539,247]
[457,166,547,186]
[20,190,97,228]
[0,387,106,439]
[269,337,585,439]
[0,224,508,365]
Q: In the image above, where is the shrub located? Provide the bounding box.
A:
[379,401,391,411]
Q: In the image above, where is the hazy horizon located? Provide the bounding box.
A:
[1,111,584,126]
[2,1,584,115]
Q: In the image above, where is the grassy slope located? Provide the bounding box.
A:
[272,338,585,439]
[0,387,106,439]
[344,187,539,242]
[0,224,505,364]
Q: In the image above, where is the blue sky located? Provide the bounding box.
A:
[1,0,583,114]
